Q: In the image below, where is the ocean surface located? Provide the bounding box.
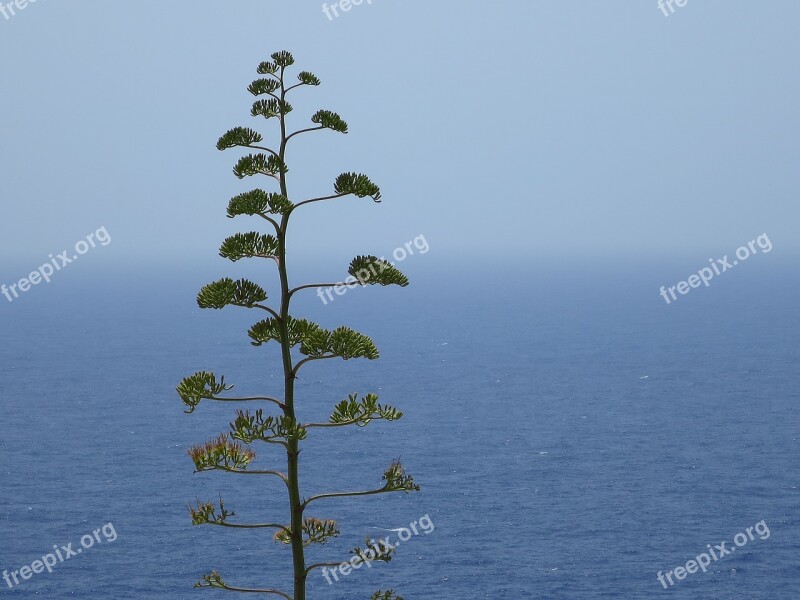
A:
[0,261,798,599]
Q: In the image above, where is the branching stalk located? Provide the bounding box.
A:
[182,51,417,600]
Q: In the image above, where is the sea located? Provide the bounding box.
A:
[0,259,798,599]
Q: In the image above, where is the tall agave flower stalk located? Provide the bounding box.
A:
[177,51,418,600]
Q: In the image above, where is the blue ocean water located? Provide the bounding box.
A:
[0,262,798,599]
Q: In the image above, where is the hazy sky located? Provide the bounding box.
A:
[1,1,798,272]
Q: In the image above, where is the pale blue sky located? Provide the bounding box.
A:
[1,1,798,271]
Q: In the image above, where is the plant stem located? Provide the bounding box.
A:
[276,64,306,600]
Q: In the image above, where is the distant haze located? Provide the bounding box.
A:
[1,1,799,273]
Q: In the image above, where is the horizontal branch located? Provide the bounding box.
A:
[256,438,290,450]
[303,487,391,509]
[205,581,292,599]
[246,145,280,158]
[285,125,324,142]
[288,283,347,298]
[292,355,337,377]
[206,521,290,533]
[305,562,342,575]
[290,193,347,212]
[256,214,280,233]
[195,465,289,486]
[203,395,285,411]
[302,419,367,429]
[254,304,281,320]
